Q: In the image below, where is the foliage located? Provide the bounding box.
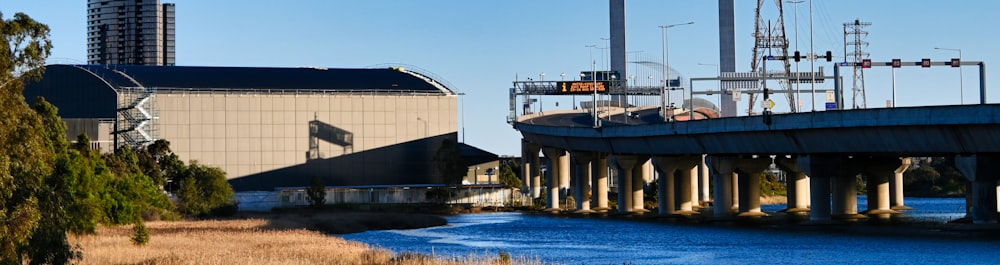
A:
[759,171,787,196]
[306,176,326,208]
[498,163,521,188]
[432,137,466,186]
[903,157,966,197]
[175,162,236,217]
[0,11,61,264]
[131,222,150,246]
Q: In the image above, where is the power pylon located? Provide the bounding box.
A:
[844,19,871,109]
[749,0,794,114]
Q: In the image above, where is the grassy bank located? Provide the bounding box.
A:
[69,212,543,265]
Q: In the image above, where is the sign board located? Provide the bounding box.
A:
[825,102,837,110]
[720,72,759,90]
[891,58,901,68]
[951,58,961,68]
[862,59,872,68]
[921,58,931,68]
[732,89,742,101]
[556,81,607,94]
[825,91,835,102]
[761,98,776,109]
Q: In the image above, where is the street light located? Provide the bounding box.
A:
[934,47,964,104]
[539,72,545,112]
[660,21,694,121]
[787,0,804,112]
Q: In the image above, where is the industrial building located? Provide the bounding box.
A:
[87,0,175,65]
[24,64,476,192]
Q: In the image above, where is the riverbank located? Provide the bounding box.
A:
[68,211,543,265]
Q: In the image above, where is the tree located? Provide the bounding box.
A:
[306,176,326,208]
[498,163,521,188]
[175,162,235,216]
[433,137,466,186]
[0,11,59,264]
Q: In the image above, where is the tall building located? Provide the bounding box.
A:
[87,0,175,66]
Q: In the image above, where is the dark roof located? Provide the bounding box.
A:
[66,64,453,93]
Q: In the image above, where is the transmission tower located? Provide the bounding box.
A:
[749,0,795,114]
[844,19,871,109]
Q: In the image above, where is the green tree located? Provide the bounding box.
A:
[498,163,521,188]
[306,176,326,208]
[433,137,466,185]
[175,162,235,216]
[0,11,59,264]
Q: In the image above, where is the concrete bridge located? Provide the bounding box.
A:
[513,104,1000,224]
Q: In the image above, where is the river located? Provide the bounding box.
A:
[341,197,1000,264]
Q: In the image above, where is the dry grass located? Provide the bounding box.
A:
[70,217,545,265]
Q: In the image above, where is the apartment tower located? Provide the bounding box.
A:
[87,0,175,65]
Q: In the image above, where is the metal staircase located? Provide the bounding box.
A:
[112,70,158,148]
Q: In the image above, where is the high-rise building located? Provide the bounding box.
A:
[87,0,175,66]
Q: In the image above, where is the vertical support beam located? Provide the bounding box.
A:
[798,155,845,222]
[652,156,701,215]
[572,152,595,213]
[631,163,648,212]
[541,148,567,211]
[688,166,699,210]
[592,153,610,211]
[614,155,649,213]
[889,157,912,210]
[954,154,1000,224]
[774,156,810,212]
[735,156,772,217]
[699,155,710,205]
[863,157,907,216]
[831,172,859,218]
[708,156,737,219]
[558,152,571,200]
[731,173,740,211]
[521,140,542,199]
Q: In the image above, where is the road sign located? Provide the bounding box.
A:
[825,91,835,102]
[891,59,901,68]
[951,58,961,68]
[862,59,872,68]
[839,62,849,66]
[825,102,837,110]
[921,58,931,68]
[762,98,776,109]
[732,89,742,101]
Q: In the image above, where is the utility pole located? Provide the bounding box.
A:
[844,19,871,109]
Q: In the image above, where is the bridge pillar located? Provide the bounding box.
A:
[954,154,1000,224]
[698,155,710,206]
[652,156,700,215]
[521,140,542,199]
[708,156,737,219]
[572,152,595,213]
[613,155,650,213]
[541,148,567,211]
[631,160,650,212]
[889,157,913,210]
[735,156,772,217]
[798,155,848,222]
[592,153,610,211]
[863,157,908,217]
[731,173,739,211]
[558,151,571,201]
[831,158,864,220]
[774,156,810,213]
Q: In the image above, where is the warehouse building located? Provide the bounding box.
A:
[24,64,472,191]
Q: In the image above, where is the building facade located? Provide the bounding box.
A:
[87,0,175,66]
[25,64,463,191]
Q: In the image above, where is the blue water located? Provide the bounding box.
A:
[342,197,1000,265]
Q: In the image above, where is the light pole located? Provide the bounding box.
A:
[787,0,804,112]
[539,72,545,112]
[586,45,599,127]
[660,22,694,121]
[934,47,964,104]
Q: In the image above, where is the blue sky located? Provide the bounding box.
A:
[4,1,998,156]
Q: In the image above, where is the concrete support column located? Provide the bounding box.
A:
[863,157,908,216]
[558,151,571,200]
[541,148,567,211]
[698,155,710,206]
[954,154,1000,224]
[731,173,740,211]
[735,156,772,217]
[889,157,912,210]
[592,153,610,211]
[708,156,737,218]
[652,156,701,215]
[632,163,648,212]
[831,172,859,218]
[521,140,541,198]
[798,155,844,222]
[774,156,810,212]
[613,155,649,213]
[571,152,595,213]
